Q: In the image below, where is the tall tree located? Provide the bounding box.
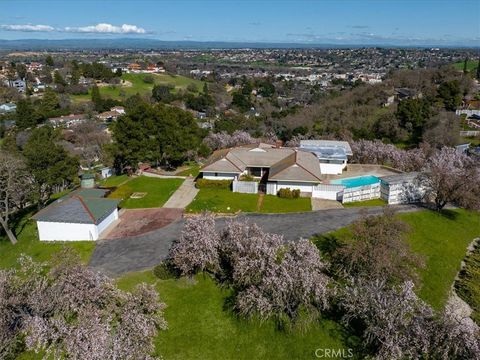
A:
[22,126,79,207]
[15,99,39,129]
[45,55,54,67]
[0,151,33,244]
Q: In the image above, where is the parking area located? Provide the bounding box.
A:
[101,208,183,239]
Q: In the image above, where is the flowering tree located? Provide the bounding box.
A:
[219,222,330,323]
[341,278,480,360]
[332,209,424,284]
[0,251,167,360]
[204,130,255,150]
[418,147,480,210]
[169,213,220,276]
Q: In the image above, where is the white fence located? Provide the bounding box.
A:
[232,180,258,194]
[460,130,480,137]
[342,183,381,203]
[266,182,277,195]
[312,184,345,200]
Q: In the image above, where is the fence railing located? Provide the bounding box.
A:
[232,180,258,194]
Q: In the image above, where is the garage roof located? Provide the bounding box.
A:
[32,192,119,225]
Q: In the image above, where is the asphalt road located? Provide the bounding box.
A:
[89,205,419,276]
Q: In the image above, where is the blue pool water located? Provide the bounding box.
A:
[331,175,380,188]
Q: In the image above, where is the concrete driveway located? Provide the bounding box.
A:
[89,204,419,276]
[163,178,198,209]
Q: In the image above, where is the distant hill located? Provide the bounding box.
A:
[0,38,474,51]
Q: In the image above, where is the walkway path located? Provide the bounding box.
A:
[89,204,419,276]
[162,178,198,209]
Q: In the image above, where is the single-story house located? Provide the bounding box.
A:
[0,103,17,113]
[299,140,353,175]
[200,143,323,195]
[48,114,87,128]
[32,189,119,241]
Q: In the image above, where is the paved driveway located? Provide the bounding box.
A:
[162,178,198,209]
[89,205,419,276]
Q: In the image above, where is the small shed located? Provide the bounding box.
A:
[80,173,95,188]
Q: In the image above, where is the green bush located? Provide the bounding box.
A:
[455,242,480,324]
[153,261,177,280]
[196,178,232,189]
[239,174,255,182]
[277,188,300,199]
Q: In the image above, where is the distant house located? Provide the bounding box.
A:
[200,144,323,195]
[48,114,87,128]
[100,167,114,179]
[5,79,26,93]
[127,63,142,72]
[395,88,421,100]
[299,140,353,175]
[110,106,125,114]
[455,143,470,154]
[0,103,16,113]
[32,188,119,241]
[98,111,121,122]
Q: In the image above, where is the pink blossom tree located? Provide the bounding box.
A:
[418,147,480,210]
[0,251,167,360]
[169,212,220,276]
[203,130,255,150]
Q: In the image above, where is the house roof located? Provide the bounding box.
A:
[300,140,353,156]
[32,189,118,224]
[202,145,322,182]
[380,172,419,185]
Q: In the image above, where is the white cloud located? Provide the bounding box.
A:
[64,23,146,34]
[0,24,55,32]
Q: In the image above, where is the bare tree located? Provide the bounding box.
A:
[0,151,33,244]
[70,122,110,169]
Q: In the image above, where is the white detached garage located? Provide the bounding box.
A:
[33,189,119,241]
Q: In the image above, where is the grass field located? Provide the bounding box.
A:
[71,73,205,102]
[186,189,311,213]
[399,209,480,309]
[260,195,311,213]
[0,210,95,269]
[99,174,130,187]
[186,188,259,213]
[455,241,480,324]
[117,271,355,360]
[108,176,184,208]
[343,198,387,207]
[314,209,480,310]
[453,60,479,72]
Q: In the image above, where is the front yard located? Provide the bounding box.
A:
[108,176,184,208]
[186,189,311,214]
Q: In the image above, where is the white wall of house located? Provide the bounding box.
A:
[276,181,317,193]
[312,184,345,200]
[37,209,118,241]
[202,172,239,180]
[380,182,424,205]
[96,208,119,235]
[37,221,99,241]
[319,161,346,175]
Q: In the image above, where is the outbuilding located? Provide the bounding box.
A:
[32,189,119,241]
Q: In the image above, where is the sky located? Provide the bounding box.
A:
[0,0,479,46]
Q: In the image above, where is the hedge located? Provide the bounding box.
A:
[196,178,232,189]
[278,188,301,199]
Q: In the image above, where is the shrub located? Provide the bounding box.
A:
[153,261,177,280]
[196,178,232,189]
[277,188,300,199]
[239,174,255,182]
[143,75,155,84]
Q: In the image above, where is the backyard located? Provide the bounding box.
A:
[107,176,184,209]
[71,73,205,102]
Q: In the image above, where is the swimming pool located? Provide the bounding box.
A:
[330,175,380,188]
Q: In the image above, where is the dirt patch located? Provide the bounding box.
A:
[130,192,147,199]
[104,208,183,239]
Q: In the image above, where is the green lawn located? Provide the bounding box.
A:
[176,164,201,177]
[118,271,355,360]
[186,188,259,213]
[314,209,480,310]
[108,176,184,208]
[71,73,205,103]
[260,195,311,213]
[0,210,95,269]
[99,174,129,187]
[186,189,312,214]
[453,60,478,72]
[399,209,480,309]
[343,198,387,207]
[455,241,480,324]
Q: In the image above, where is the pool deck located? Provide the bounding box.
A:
[322,164,402,183]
